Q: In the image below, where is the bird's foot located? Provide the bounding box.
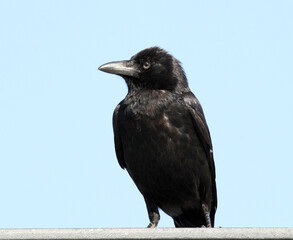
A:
[202,203,212,228]
[147,222,157,228]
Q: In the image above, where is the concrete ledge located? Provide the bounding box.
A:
[0,228,292,240]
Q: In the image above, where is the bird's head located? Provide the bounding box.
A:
[99,47,189,92]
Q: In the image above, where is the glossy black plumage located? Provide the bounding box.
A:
[99,47,217,228]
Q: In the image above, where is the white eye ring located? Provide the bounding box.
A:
[143,61,151,70]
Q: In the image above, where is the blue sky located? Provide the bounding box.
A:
[0,0,292,228]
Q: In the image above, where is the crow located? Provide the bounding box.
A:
[98,47,217,228]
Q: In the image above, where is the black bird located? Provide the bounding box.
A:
[98,47,217,228]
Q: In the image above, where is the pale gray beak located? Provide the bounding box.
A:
[98,60,140,78]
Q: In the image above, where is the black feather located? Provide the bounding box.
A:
[99,46,217,228]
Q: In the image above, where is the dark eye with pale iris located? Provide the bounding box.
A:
[143,61,151,70]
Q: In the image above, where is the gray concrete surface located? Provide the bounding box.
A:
[0,228,292,240]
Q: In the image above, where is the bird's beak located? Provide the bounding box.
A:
[98,60,140,78]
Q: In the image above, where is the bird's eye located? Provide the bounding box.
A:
[143,61,151,70]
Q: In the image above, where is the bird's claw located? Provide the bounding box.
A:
[147,222,157,228]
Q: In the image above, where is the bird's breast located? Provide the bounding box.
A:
[119,100,205,201]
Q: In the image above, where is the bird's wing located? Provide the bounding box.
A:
[183,91,217,218]
[183,92,213,150]
[113,103,126,169]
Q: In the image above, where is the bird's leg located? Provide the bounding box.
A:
[144,196,160,228]
[147,211,160,228]
[202,203,212,228]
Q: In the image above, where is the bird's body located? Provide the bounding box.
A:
[99,47,217,228]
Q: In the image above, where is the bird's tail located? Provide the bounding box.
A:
[173,209,208,228]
